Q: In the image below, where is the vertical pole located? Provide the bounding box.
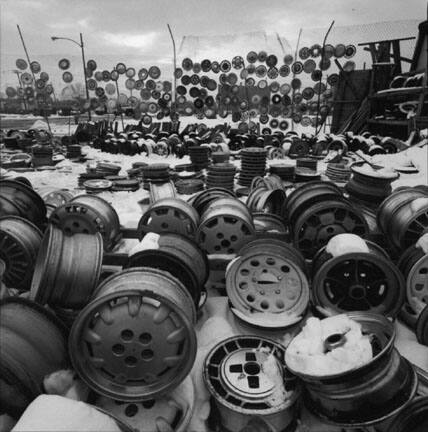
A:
[14,70,27,111]
[114,74,125,131]
[315,21,335,135]
[290,28,302,132]
[80,33,91,121]
[17,24,52,133]
[167,24,177,121]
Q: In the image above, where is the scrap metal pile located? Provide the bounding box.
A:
[0,123,428,431]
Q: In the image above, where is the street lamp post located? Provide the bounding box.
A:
[51,33,91,120]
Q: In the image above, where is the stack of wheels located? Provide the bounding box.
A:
[204,336,301,432]
[188,146,210,170]
[0,179,47,229]
[377,187,428,252]
[238,147,267,187]
[294,167,321,183]
[325,162,351,183]
[196,197,255,254]
[252,212,287,234]
[138,197,200,239]
[141,163,171,190]
[189,187,236,216]
[69,267,197,401]
[129,162,148,179]
[285,181,369,258]
[126,232,209,309]
[175,179,205,195]
[345,162,399,204]
[269,163,295,182]
[49,194,121,251]
[149,181,177,203]
[111,178,140,192]
[212,151,230,163]
[38,187,74,218]
[246,177,286,216]
[0,216,43,291]
[285,312,418,427]
[30,225,103,324]
[95,376,194,432]
[206,163,236,191]
[66,144,82,160]
[226,238,309,330]
[93,162,122,177]
[311,234,405,317]
[31,145,54,167]
[78,171,105,187]
[83,179,113,194]
[397,242,428,345]
[296,157,318,171]
[0,297,69,417]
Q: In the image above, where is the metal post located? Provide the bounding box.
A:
[14,70,27,111]
[315,21,335,134]
[17,24,52,133]
[114,75,125,131]
[290,28,302,132]
[167,24,177,121]
[79,33,91,121]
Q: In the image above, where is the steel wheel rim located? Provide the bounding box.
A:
[0,216,42,290]
[138,198,199,239]
[293,201,368,258]
[196,205,255,254]
[70,267,197,401]
[286,312,418,426]
[312,249,405,317]
[226,251,309,316]
[203,336,300,430]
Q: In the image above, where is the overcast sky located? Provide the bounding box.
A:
[1,0,426,58]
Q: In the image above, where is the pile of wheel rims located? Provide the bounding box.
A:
[30,225,103,309]
[50,194,121,251]
[246,175,286,216]
[0,216,42,291]
[138,197,199,239]
[284,181,369,258]
[285,312,418,427]
[204,336,300,432]
[69,267,197,401]
[196,196,255,254]
[126,232,209,308]
[238,147,267,186]
[206,163,236,191]
[0,179,47,229]
[226,238,309,329]
[312,235,405,317]
[0,297,69,417]
[377,187,428,252]
[346,162,399,204]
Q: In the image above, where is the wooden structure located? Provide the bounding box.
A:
[332,17,428,140]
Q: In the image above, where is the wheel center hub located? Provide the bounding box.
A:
[350,285,366,300]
